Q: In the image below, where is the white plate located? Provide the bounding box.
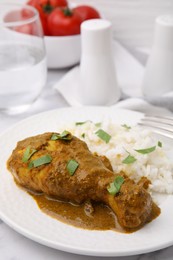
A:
[0,106,173,257]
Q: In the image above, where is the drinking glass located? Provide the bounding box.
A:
[0,4,47,114]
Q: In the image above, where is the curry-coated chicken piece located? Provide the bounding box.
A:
[7,132,160,230]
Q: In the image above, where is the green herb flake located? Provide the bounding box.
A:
[51,130,72,141]
[122,154,137,164]
[121,124,131,130]
[135,146,156,154]
[107,182,116,195]
[158,141,162,148]
[107,176,124,195]
[95,129,111,143]
[95,122,102,127]
[75,121,91,126]
[22,146,37,163]
[28,154,52,169]
[81,133,85,138]
[67,159,79,176]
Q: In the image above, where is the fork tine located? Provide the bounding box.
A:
[139,122,173,139]
[140,114,173,138]
[142,116,173,126]
[145,115,173,121]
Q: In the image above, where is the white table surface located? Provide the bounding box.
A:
[0,68,173,260]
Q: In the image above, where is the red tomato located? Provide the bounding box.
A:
[74,5,100,22]
[15,24,33,34]
[48,8,81,36]
[4,10,33,35]
[27,0,67,15]
[26,0,45,16]
[4,10,24,23]
[22,1,49,35]
[26,0,68,35]
[43,0,68,8]
[25,1,46,33]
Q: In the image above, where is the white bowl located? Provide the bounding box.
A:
[44,34,81,69]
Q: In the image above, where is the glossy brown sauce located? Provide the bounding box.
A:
[29,192,160,233]
[30,193,123,232]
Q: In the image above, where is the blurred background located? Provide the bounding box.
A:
[5,0,173,51]
[73,0,173,51]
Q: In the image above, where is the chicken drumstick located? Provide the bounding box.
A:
[7,132,160,230]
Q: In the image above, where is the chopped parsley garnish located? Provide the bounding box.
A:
[81,133,85,138]
[107,176,124,195]
[95,122,102,127]
[28,154,52,169]
[122,154,136,164]
[158,141,162,147]
[51,131,72,141]
[121,124,131,130]
[95,129,111,143]
[67,159,79,176]
[135,146,156,154]
[22,146,37,163]
[75,121,91,126]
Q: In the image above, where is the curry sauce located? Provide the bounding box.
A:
[29,192,160,233]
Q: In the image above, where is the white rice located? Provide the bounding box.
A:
[58,120,173,194]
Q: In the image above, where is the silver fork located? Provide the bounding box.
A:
[139,115,173,139]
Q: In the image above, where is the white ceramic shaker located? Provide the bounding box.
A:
[142,15,173,97]
[77,19,120,105]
